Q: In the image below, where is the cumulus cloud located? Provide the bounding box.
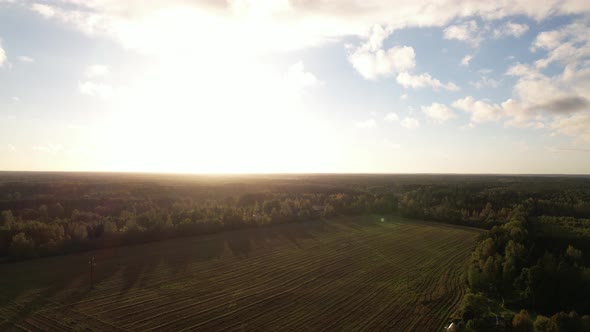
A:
[348,26,416,80]
[23,0,590,144]
[384,112,399,121]
[348,26,453,91]
[86,64,109,77]
[452,96,502,123]
[531,21,589,52]
[505,63,539,77]
[1,144,16,152]
[285,61,320,90]
[461,55,473,66]
[551,112,590,142]
[493,22,529,38]
[470,76,501,89]
[29,1,590,59]
[531,31,561,51]
[33,143,63,154]
[506,62,589,119]
[400,116,420,129]
[537,96,589,114]
[533,25,590,72]
[31,3,56,18]
[452,68,589,131]
[0,43,6,68]
[16,55,34,63]
[396,72,460,91]
[443,20,480,46]
[78,81,114,98]
[355,119,377,129]
[421,103,455,123]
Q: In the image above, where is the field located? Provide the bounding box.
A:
[0,216,481,331]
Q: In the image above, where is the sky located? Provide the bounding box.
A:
[0,0,589,174]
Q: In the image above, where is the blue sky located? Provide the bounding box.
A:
[0,1,589,173]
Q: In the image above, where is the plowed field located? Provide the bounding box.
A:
[0,216,481,331]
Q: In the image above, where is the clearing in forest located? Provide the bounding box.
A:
[0,216,481,331]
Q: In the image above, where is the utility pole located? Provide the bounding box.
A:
[89,256,96,289]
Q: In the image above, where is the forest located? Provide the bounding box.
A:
[1,172,590,331]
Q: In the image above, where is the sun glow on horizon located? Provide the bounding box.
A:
[2,1,590,174]
[95,52,339,173]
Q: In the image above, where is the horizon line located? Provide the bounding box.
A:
[0,170,589,177]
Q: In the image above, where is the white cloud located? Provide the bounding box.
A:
[31,3,56,18]
[285,61,320,90]
[33,144,63,154]
[78,81,115,98]
[355,119,377,129]
[400,93,408,100]
[27,0,590,59]
[0,43,6,68]
[461,55,473,66]
[348,26,416,80]
[505,63,540,78]
[460,122,476,130]
[500,98,539,128]
[24,0,590,145]
[530,21,589,52]
[396,72,460,91]
[401,116,420,129]
[11,96,19,102]
[16,55,34,63]
[493,22,529,38]
[1,144,16,152]
[531,30,562,50]
[470,76,501,89]
[530,21,590,71]
[443,20,480,46]
[551,112,590,142]
[456,50,590,133]
[86,64,109,77]
[421,103,455,123]
[452,96,502,123]
[384,112,399,121]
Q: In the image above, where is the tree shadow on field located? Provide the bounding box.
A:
[0,252,95,323]
[0,218,335,325]
[225,231,252,257]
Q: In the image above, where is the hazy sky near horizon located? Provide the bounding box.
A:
[1,0,590,173]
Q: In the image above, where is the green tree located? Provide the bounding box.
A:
[10,232,36,258]
[323,204,336,218]
[533,315,557,332]
[566,245,583,266]
[512,309,533,332]
[1,210,15,230]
